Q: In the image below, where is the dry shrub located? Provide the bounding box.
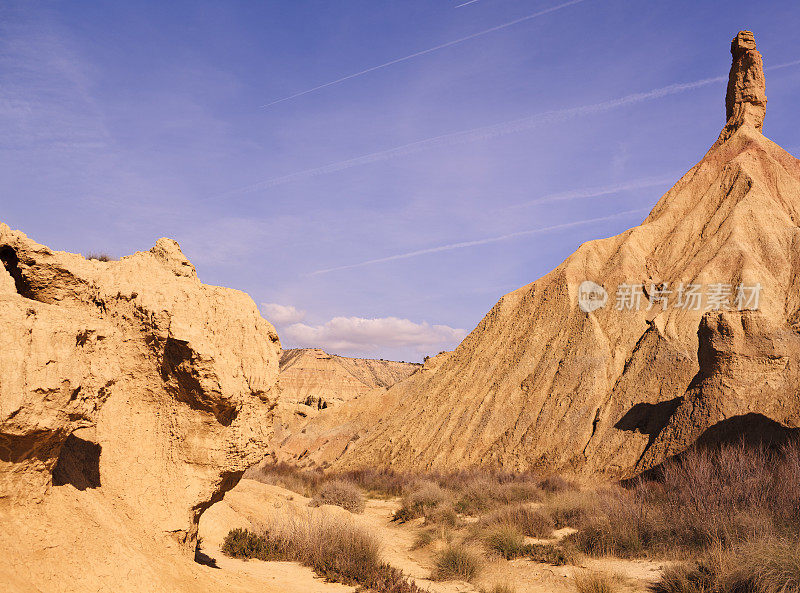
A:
[567,441,800,564]
[654,537,800,593]
[394,480,452,522]
[86,252,114,262]
[432,544,482,581]
[411,529,435,550]
[221,515,425,593]
[652,563,715,593]
[244,462,325,497]
[310,480,365,514]
[221,527,284,560]
[650,442,800,548]
[424,503,461,527]
[525,542,579,566]
[482,525,526,559]
[340,468,409,497]
[546,489,600,529]
[452,476,542,515]
[573,570,619,593]
[566,486,666,558]
[539,475,579,493]
[480,503,554,537]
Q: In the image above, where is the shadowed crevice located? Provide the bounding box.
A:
[52,434,102,489]
[0,245,36,300]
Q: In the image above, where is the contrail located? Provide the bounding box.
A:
[310,208,648,276]
[217,77,723,199]
[260,0,587,108]
[506,174,677,209]
[217,58,800,200]
[455,0,482,7]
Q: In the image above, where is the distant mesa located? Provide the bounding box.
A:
[277,347,420,410]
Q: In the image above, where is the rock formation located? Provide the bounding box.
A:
[278,348,420,410]
[275,31,800,476]
[0,226,283,591]
[720,30,767,143]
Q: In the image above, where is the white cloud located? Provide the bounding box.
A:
[281,316,468,354]
[260,303,306,325]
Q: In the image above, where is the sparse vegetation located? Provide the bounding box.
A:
[220,517,425,593]
[394,480,451,522]
[309,480,365,514]
[479,503,554,537]
[545,489,599,529]
[653,537,800,593]
[539,475,579,493]
[573,570,619,593]
[524,542,579,566]
[482,584,516,593]
[221,527,285,560]
[411,529,434,550]
[482,525,526,559]
[86,252,114,262]
[241,442,800,593]
[431,543,482,581]
[567,442,800,564]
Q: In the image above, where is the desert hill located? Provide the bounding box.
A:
[0,228,286,592]
[278,348,420,409]
[274,31,800,476]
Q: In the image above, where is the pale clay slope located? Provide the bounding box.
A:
[0,228,285,592]
[274,31,800,476]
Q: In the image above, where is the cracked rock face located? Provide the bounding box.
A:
[274,31,800,477]
[0,225,281,549]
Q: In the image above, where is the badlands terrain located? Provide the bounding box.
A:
[2,30,800,593]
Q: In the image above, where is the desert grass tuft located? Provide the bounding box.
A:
[482,525,526,560]
[411,529,435,550]
[573,570,619,593]
[431,543,482,582]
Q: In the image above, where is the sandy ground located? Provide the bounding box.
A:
[198,479,668,593]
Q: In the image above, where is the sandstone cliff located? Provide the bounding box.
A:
[0,227,283,592]
[275,31,800,476]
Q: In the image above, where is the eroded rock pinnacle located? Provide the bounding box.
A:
[720,30,767,142]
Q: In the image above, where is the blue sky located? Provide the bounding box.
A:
[2,1,800,361]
